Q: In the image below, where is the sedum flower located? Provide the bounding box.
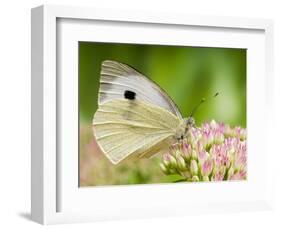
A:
[160,120,247,182]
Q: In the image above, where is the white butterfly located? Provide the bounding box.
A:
[92,60,195,164]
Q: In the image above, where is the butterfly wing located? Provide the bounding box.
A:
[99,60,182,118]
[93,99,180,164]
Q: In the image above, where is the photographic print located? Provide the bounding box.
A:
[79,42,246,186]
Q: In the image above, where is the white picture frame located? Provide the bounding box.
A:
[31,5,274,225]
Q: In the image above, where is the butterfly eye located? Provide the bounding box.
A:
[185,117,195,127]
[124,90,136,100]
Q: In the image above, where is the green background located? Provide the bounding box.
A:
[79,42,246,186]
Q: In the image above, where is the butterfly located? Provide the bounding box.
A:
[93,60,198,164]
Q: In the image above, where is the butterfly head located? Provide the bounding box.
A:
[184,116,195,129]
[175,116,195,141]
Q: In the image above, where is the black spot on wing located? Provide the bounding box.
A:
[124,90,136,100]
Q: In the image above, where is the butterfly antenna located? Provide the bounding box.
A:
[189,92,219,117]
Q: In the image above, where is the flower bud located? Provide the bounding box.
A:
[213,172,224,181]
[192,175,199,182]
[201,159,213,177]
[159,163,170,175]
[210,120,217,129]
[182,171,191,179]
[163,153,171,167]
[224,125,235,137]
[163,154,177,168]
[202,176,209,181]
[239,129,246,141]
[227,166,234,179]
[216,133,224,144]
[190,159,198,175]
[182,143,192,160]
[191,149,197,159]
[228,147,235,156]
[176,155,187,171]
[174,149,182,158]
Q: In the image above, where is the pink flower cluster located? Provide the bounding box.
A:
[160,120,247,182]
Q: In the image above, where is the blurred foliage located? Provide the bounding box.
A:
[79,124,171,186]
[79,42,246,186]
